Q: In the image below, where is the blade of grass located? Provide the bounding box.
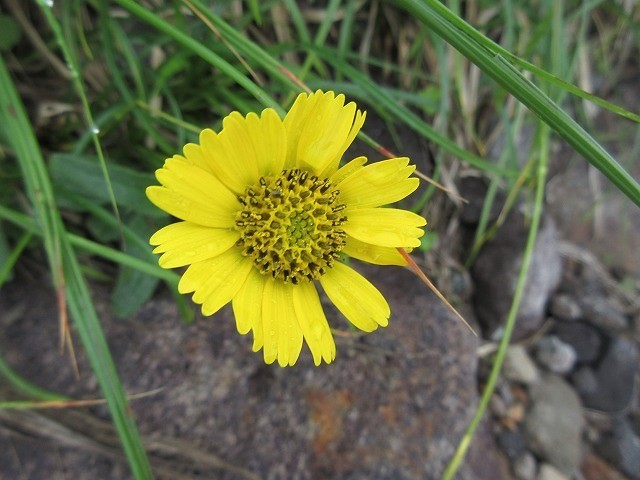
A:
[0,204,178,285]
[246,0,262,25]
[117,0,478,184]
[443,122,551,480]
[0,56,152,479]
[408,0,640,123]
[38,1,124,237]
[293,0,341,83]
[0,231,31,288]
[114,0,281,112]
[393,0,640,208]
[98,7,175,154]
[310,45,513,176]
[0,356,68,402]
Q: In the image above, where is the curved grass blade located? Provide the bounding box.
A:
[393,0,640,207]
[310,45,513,176]
[403,0,640,123]
[443,123,551,480]
[37,1,124,238]
[0,56,152,479]
[114,0,280,113]
[0,355,68,402]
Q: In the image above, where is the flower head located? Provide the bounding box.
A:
[146,90,426,366]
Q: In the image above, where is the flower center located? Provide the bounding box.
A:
[235,169,347,284]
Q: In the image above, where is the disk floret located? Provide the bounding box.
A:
[235,169,347,283]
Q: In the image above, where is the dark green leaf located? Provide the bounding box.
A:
[49,154,163,217]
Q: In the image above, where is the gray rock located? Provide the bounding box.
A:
[472,214,563,340]
[553,322,603,364]
[498,429,528,461]
[535,335,577,374]
[537,463,569,480]
[523,374,584,475]
[571,367,599,397]
[0,266,507,480]
[459,177,505,225]
[491,393,508,418]
[597,420,640,480]
[504,345,540,385]
[549,294,582,321]
[578,337,638,412]
[514,452,537,480]
[581,295,629,331]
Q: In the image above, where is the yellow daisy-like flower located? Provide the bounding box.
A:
[146,90,426,367]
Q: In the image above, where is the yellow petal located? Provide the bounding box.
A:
[337,157,419,208]
[244,109,287,177]
[344,208,426,248]
[283,90,365,176]
[199,120,256,194]
[178,248,253,316]
[155,156,237,206]
[232,267,266,352]
[319,262,389,332]
[343,237,408,266]
[329,156,367,185]
[146,156,238,227]
[150,222,239,268]
[182,145,216,176]
[292,281,336,365]
[262,278,304,366]
[146,186,235,228]
[282,91,322,169]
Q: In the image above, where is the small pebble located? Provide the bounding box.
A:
[549,294,582,321]
[577,337,638,412]
[490,394,508,418]
[597,420,640,479]
[554,322,603,364]
[581,295,629,331]
[497,429,527,461]
[504,345,540,385]
[523,374,583,475]
[538,463,569,480]
[535,336,577,374]
[514,452,537,480]
[571,367,598,396]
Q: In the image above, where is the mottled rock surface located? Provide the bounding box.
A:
[0,264,507,479]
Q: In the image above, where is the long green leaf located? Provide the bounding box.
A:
[0,204,178,286]
[393,0,640,207]
[114,0,280,112]
[310,45,513,176]
[0,56,152,479]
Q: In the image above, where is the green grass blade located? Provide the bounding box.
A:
[114,0,280,112]
[0,204,178,285]
[0,56,153,479]
[402,0,640,123]
[310,45,513,176]
[0,355,68,402]
[393,0,640,207]
[443,122,551,479]
[0,231,31,288]
[38,1,124,237]
[246,0,262,25]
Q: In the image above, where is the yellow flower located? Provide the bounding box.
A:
[146,90,426,366]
